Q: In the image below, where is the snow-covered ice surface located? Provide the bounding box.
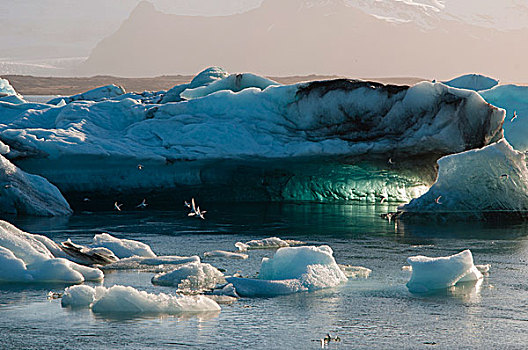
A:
[0,69,503,202]
[0,220,102,283]
[227,245,347,297]
[397,139,528,220]
[406,250,483,293]
[62,285,221,315]
[443,74,499,92]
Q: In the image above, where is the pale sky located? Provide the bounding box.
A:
[2,0,528,79]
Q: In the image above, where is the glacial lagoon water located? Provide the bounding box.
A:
[2,203,528,349]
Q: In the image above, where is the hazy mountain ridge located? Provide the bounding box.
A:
[78,0,528,82]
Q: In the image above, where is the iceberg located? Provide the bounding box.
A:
[443,74,499,92]
[479,84,528,152]
[161,66,230,103]
[0,220,103,283]
[397,139,528,220]
[226,245,347,297]
[47,84,126,105]
[0,153,72,216]
[90,233,156,259]
[0,78,17,96]
[0,69,503,203]
[180,73,278,100]
[62,285,221,314]
[151,261,225,293]
[235,237,304,251]
[406,250,483,293]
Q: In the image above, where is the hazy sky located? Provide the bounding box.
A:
[2,0,528,79]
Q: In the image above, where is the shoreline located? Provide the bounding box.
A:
[3,74,426,96]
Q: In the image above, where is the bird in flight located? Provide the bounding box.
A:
[136,199,148,208]
[114,202,123,211]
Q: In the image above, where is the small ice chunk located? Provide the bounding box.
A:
[204,250,248,259]
[476,264,491,274]
[235,237,304,251]
[151,262,225,292]
[227,245,347,297]
[103,255,200,271]
[61,285,96,308]
[210,283,239,298]
[90,233,155,258]
[406,249,483,293]
[61,285,221,314]
[91,285,221,314]
[339,265,372,278]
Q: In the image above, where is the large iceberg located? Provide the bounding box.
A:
[406,250,483,293]
[61,284,221,314]
[0,153,72,216]
[226,245,347,297]
[0,220,103,283]
[397,139,528,220]
[0,69,504,203]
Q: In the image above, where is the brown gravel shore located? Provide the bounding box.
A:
[3,74,426,96]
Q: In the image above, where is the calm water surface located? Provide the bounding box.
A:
[2,203,528,349]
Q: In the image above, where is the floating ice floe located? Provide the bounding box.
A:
[406,249,483,293]
[443,74,499,92]
[0,68,503,202]
[0,220,103,283]
[235,237,304,251]
[397,139,528,220]
[90,233,156,259]
[338,265,372,278]
[152,261,225,293]
[227,245,347,297]
[103,255,200,271]
[203,250,248,259]
[61,285,221,314]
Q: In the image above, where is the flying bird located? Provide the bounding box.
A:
[137,164,143,170]
[114,202,123,211]
[511,111,518,122]
[187,198,206,219]
[435,196,442,204]
[136,199,148,208]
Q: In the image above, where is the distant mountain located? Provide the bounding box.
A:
[78,0,528,82]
